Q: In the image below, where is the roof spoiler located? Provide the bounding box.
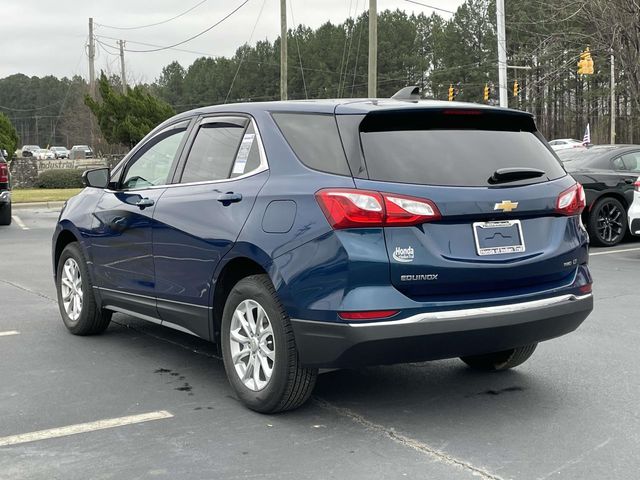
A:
[391,86,420,102]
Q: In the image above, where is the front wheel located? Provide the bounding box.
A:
[56,243,111,335]
[221,274,317,413]
[460,343,537,371]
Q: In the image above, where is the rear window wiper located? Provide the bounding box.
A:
[489,167,545,184]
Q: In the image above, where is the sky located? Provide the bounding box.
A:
[0,0,463,83]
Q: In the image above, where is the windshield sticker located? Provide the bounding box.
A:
[232,133,256,174]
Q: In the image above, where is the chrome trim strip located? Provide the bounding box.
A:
[107,306,162,325]
[293,294,593,328]
[106,306,201,338]
[95,286,211,309]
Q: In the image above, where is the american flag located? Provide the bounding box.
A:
[582,123,591,145]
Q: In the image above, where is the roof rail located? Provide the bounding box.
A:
[391,86,420,102]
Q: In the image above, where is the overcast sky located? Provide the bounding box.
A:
[1,0,463,83]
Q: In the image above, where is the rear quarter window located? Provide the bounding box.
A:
[272,113,351,176]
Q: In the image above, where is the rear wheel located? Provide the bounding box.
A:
[0,202,11,225]
[56,243,111,335]
[460,343,537,371]
[221,274,317,413]
[588,197,627,247]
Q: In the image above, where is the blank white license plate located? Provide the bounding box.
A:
[473,220,525,256]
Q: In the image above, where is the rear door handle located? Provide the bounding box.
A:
[217,192,243,204]
[135,197,155,209]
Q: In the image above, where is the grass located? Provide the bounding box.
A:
[11,188,83,204]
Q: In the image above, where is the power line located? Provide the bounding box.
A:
[289,0,308,99]
[224,0,267,103]
[404,0,455,15]
[122,0,250,53]
[95,0,209,30]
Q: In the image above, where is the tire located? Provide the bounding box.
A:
[221,274,317,413]
[56,242,112,335]
[587,197,627,247]
[0,202,11,225]
[460,343,537,371]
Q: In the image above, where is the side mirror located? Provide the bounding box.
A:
[83,167,110,188]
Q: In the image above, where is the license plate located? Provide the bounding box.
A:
[473,220,525,256]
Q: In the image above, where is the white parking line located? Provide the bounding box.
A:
[0,330,19,337]
[590,247,640,256]
[11,215,29,230]
[0,410,173,447]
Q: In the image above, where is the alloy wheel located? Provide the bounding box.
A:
[596,202,624,244]
[60,258,83,321]
[229,299,275,391]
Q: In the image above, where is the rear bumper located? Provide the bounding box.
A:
[291,293,593,368]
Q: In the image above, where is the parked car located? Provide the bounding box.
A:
[549,138,584,151]
[33,148,55,160]
[0,150,11,225]
[53,98,594,413]
[21,145,41,157]
[50,146,70,159]
[69,145,94,159]
[628,177,640,236]
[557,145,640,246]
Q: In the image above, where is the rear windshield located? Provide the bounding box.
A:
[360,129,565,187]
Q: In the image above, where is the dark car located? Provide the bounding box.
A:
[557,145,640,246]
[52,98,593,412]
[0,150,11,225]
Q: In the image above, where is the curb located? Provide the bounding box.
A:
[12,201,66,210]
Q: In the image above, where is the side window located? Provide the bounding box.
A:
[611,157,626,171]
[621,152,640,173]
[181,120,245,183]
[272,113,351,176]
[122,126,187,190]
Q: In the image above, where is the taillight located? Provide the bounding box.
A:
[316,188,441,229]
[556,183,585,216]
[0,163,9,184]
[634,178,640,192]
[338,310,399,320]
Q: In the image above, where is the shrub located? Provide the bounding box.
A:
[35,169,84,189]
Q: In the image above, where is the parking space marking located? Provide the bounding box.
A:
[590,247,640,256]
[0,410,173,447]
[0,330,20,337]
[11,215,29,230]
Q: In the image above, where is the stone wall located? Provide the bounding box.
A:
[9,158,112,188]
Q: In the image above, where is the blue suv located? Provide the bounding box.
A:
[53,98,593,412]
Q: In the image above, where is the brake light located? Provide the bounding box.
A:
[316,188,441,229]
[0,163,9,184]
[634,178,640,192]
[338,310,399,320]
[556,183,585,216]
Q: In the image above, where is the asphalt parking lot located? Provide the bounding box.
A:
[2,207,640,480]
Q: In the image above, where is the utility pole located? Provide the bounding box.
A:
[610,51,615,144]
[496,0,508,107]
[280,0,287,101]
[88,18,96,98]
[119,40,127,94]
[368,0,377,98]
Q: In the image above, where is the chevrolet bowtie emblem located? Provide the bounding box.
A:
[494,200,519,212]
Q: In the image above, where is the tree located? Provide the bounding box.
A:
[0,113,19,157]
[85,72,175,147]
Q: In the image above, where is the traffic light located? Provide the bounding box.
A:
[513,80,520,97]
[578,47,594,75]
[448,84,455,101]
[483,83,490,102]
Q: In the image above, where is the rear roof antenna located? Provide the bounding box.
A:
[391,86,421,102]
